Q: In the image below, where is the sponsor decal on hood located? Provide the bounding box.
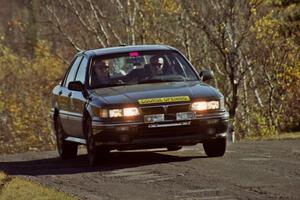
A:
[138,96,190,105]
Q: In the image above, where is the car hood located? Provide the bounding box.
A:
[91,81,223,106]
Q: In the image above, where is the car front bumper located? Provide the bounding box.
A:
[91,111,229,150]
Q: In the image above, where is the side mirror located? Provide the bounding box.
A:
[200,69,214,82]
[68,81,84,91]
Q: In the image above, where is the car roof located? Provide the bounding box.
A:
[83,45,177,57]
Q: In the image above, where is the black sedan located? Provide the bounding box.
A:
[50,45,229,165]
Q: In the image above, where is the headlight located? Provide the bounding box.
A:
[191,102,208,111]
[101,107,140,118]
[208,101,219,109]
[191,101,220,111]
[123,107,140,117]
[109,109,123,117]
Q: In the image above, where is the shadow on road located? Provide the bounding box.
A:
[0,151,205,176]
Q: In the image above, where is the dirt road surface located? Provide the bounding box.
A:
[0,140,299,200]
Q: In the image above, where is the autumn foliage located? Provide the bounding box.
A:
[0,40,63,153]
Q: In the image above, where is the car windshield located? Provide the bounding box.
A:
[89,50,198,88]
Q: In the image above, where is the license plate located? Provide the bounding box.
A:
[144,114,164,123]
[176,112,195,120]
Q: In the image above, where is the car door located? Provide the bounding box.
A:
[58,56,83,136]
[67,56,89,138]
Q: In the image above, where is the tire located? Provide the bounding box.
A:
[55,117,78,159]
[203,137,226,157]
[84,116,109,166]
[167,146,182,151]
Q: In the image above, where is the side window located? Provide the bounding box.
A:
[64,56,82,87]
[75,57,88,83]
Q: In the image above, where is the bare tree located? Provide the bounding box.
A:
[184,0,262,121]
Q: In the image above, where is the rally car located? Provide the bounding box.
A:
[50,45,229,165]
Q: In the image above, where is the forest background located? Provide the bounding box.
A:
[0,0,299,153]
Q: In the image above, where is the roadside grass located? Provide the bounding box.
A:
[244,132,300,141]
[0,171,77,200]
[0,172,7,185]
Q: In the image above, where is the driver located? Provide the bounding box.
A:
[92,60,111,86]
[150,56,165,75]
[148,55,174,78]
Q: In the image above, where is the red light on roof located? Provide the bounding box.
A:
[129,52,139,57]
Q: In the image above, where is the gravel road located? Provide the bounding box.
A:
[1,140,300,200]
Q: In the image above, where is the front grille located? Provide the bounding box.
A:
[140,103,190,117]
[167,104,190,113]
[140,107,164,115]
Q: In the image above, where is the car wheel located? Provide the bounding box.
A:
[84,116,109,166]
[55,117,78,159]
[167,146,182,151]
[203,137,226,157]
